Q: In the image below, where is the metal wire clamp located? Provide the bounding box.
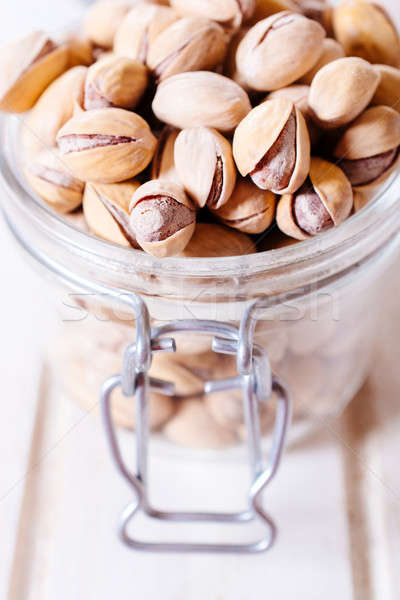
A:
[100,295,291,554]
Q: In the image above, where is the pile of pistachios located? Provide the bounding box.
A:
[2,0,400,257]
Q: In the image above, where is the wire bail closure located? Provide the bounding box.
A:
[100,295,291,554]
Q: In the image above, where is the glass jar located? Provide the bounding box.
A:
[1,113,400,451]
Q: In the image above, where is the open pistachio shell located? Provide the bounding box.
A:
[299,38,345,85]
[114,4,178,63]
[130,180,196,257]
[177,223,256,257]
[372,65,400,114]
[57,107,157,184]
[83,181,141,248]
[0,31,69,113]
[147,17,227,81]
[83,1,131,49]
[233,97,310,195]
[236,11,326,91]
[25,148,84,214]
[267,84,321,145]
[169,0,255,34]
[84,55,148,110]
[22,65,87,158]
[211,178,276,234]
[152,71,251,133]
[333,0,400,67]
[276,156,353,239]
[151,127,180,182]
[174,127,236,209]
[309,57,381,129]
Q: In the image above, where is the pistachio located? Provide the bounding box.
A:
[372,64,400,114]
[130,180,196,257]
[147,17,227,81]
[83,181,140,248]
[83,1,131,49]
[114,4,178,64]
[149,352,204,396]
[0,31,69,113]
[299,38,345,85]
[267,84,321,145]
[276,157,353,239]
[233,98,310,194]
[293,0,332,31]
[236,11,326,92]
[309,57,381,129]
[333,106,400,189]
[250,0,300,24]
[24,149,84,214]
[22,66,87,158]
[169,0,255,34]
[174,127,236,209]
[164,400,238,449]
[151,127,180,182]
[177,222,256,257]
[333,0,400,68]
[64,34,94,68]
[84,55,148,110]
[56,108,157,184]
[152,71,251,132]
[211,179,276,234]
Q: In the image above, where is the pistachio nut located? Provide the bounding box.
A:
[293,0,332,31]
[309,57,381,129]
[267,84,321,145]
[130,180,196,257]
[25,148,84,214]
[236,11,326,92]
[147,17,227,81]
[83,1,131,49]
[164,399,238,449]
[372,64,400,114]
[152,71,251,132]
[333,0,400,68]
[178,222,256,257]
[151,127,180,182]
[83,181,141,248]
[250,0,300,24]
[211,178,276,234]
[300,38,345,85]
[84,55,148,110]
[0,31,69,113]
[64,34,94,68]
[169,0,255,34]
[149,352,204,396]
[174,127,236,209]
[276,157,353,239]
[333,106,400,189]
[57,107,157,183]
[233,98,310,194]
[114,4,178,64]
[21,65,87,158]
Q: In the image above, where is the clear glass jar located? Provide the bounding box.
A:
[1,114,400,450]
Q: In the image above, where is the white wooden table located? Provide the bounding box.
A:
[1,1,400,598]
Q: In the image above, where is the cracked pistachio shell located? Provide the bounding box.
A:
[56,108,157,184]
[25,148,84,214]
[276,157,353,240]
[333,106,400,190]
[114,4,178,63]
[300,38,345,85]
[233,98,310,194]
[170,0,255,34]
[309,57,381,129]
[177,223,255,257]
[83,1,131,48]
[236,11,326,92]
[84,55,148,110]
[147,17,227,81]
[152,71,251,133]
[22,66,87,158]
[130,180,196,257]
[0,32,69,113]
[174,127,236,209]
[249,0,300,24]
[372,65,400,114]
[211,178,276,234]
[83,181,140,248]
[164,400,238,449]
[333,0,400,68]
[151,127,180,182]
[267,84,321,145]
